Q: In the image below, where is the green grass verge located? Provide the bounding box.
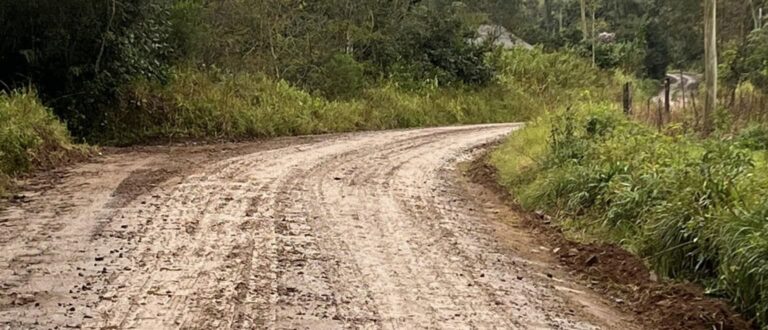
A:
[99,67,538,144]
[98,48,615,145]
[491,104,768,327]
[0,90,82,195]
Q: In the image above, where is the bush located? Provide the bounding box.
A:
[307,54,367,100]
[0,90,79,195]
[0,1,172,136]
[737,123,768,151]
[492,104,768,327]
[488,48,614,107]
[99,65,547,145]
[95,48,613,145]
[360,5,493,87]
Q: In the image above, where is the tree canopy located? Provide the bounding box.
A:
[1,0,766,136]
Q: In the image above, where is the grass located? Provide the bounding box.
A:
[0,48,608,195]
[98,67,537,144]
[98,48,612,145]
[491,104,768,327]
[0,90,81,195]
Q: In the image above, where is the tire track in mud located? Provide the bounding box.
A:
[95,128,467,329]
[0,125,638,329]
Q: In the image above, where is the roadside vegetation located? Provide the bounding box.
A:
[101,61,532,145]
[492,105,768,326]
[100,49,611,145]
[0,0,627,185]
[0,90,81,195]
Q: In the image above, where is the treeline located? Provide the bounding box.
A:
[0,0,499,137]
[482,0,768,88]
[5,0,768,138]
[1,0,625,192]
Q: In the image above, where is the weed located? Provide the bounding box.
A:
[492,104,768,327]
[0,89,80,195]
[98,49,608,145]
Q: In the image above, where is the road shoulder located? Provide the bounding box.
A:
[465,151,753,330]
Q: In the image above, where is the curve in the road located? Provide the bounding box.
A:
[0,125,636,329]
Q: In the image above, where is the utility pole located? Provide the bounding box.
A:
[580,0,588,40]
[703,0,717,136]
[544,0,554,35]
[591,2,596,67]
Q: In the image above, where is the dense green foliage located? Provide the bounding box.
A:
[492,105,768,327]
[101,67,522,144]
[2,0,765,138]
[101,49,605,145]
[0,0,513,181]
[0,90,80,195]
[0,0,172,135]
[0,1,504,137]
[4,0,762,137]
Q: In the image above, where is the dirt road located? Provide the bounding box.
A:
[0,125,637,329]
[652,72,700,108]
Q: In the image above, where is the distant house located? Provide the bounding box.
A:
[597,32,616,43]
[472,24,533,50]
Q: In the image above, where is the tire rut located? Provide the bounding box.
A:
[0,125,639,330]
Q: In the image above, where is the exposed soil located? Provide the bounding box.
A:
[467,153,754,330]
[0,125,647,329]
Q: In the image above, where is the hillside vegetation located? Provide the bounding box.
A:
[0,91,81,195]
[492,105,768,326]
[99,49,610,144]
[2,0,765,177]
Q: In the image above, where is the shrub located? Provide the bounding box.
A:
[737,123,768,151]
[0,0,172,136]
[98,48,613,146]
[488,48,614,107]
[100,65,545,145]
[0,90,79,195]
[492,104,768,327]
[307,54,366,100]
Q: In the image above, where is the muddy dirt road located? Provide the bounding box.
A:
[0,125,637,329]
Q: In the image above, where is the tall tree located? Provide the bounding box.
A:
[580,0,588,40]
[703,0,717,136]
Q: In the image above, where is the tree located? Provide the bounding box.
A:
[704,0,717,136]
[580,0,589,40]
[643,19,671,79]
[0,0,172,136]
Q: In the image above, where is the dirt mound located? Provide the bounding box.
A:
[556,242,650,286]
[469,154,753,330]
[546,225,750,330]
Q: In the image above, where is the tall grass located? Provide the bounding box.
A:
[99,49,609,145]
[489,48,616,106]
[0,90,80,195]
[492,104,768,326]
[100,67,540,144]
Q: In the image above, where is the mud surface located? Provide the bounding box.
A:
[468,154,753,330]
[1,125,640,329]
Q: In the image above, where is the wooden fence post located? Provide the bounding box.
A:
[657,99,664,131]
[622,82,632,115]
[664,77,671,119]
[680,71,686,110]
